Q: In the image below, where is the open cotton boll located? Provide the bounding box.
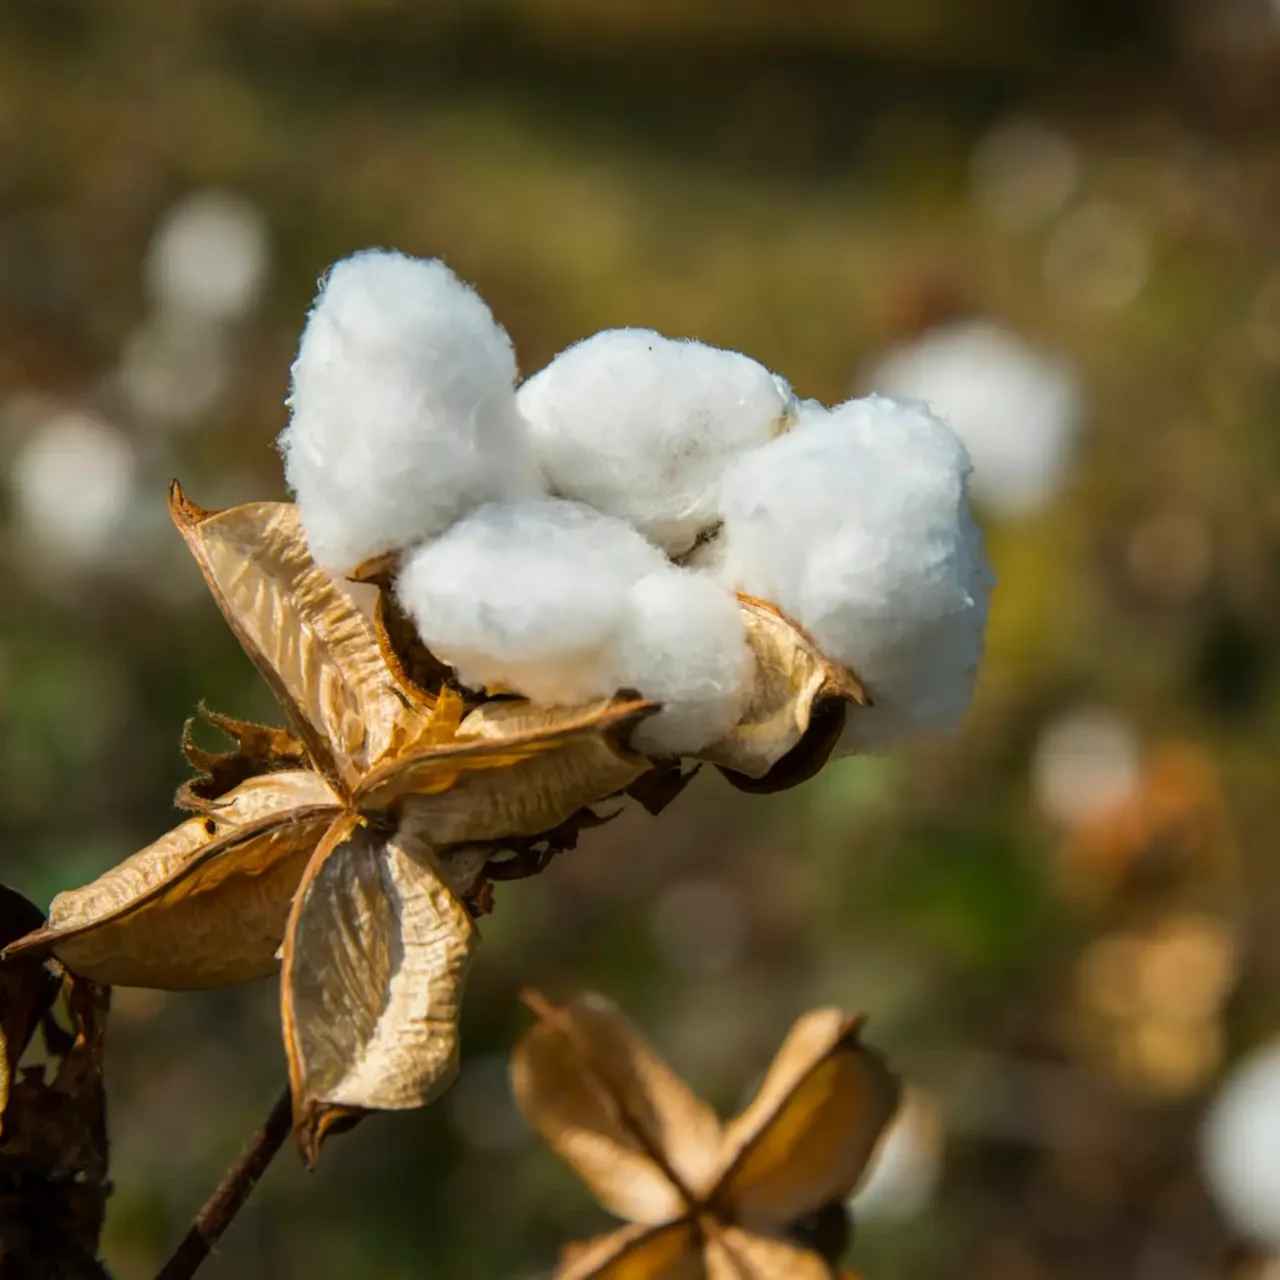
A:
[866,319,1082,518]
[280,249,541,574]
[518,328,795,556]
[1201,1039,1280,1247]
[615,567,754,756]
[720,395,993,752]
[395,499,666,705]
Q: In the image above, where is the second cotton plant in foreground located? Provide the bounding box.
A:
[6,250,993,1157]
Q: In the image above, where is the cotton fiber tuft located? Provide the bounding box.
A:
[518,328,795,556]
[280,249,541,574]
[395,499,666,706]
[616,568,754,756]
[719,395,993,751]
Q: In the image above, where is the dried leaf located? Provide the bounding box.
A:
[176,705,310,811]
[7,773,340,989]
[511,992,724,1225]
[557,1221,701,1280]
[169,483,414,793]
[704,1226,835,1280]
[714,1010,899,1230]
[370,699,655,843]
[281,815,476,1164]
[0,972,110,1278]
[699,598,867,783]
[0,886,60,1134]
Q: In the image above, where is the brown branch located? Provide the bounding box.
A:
[154,1084,293,1280]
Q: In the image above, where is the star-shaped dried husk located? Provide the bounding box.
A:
[0,885,111,1278]
[5,486,655,1162]
[4,485,867,1163]
[511,992,899,1278]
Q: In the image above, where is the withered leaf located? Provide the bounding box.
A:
[281,816,476,1164]
[558,1221,702,1280]
[703,1225,837,1279]
[9,773,341,989]
[168,482,414,794]
[0,971,110,1278]
[700,597,867,783]
[0,886,60,1134]
[714,1010,899,1231]
[511,993,724,1225]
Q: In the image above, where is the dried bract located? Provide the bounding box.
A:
[511,992,899,1278]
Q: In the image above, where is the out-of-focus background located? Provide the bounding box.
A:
[4,2,1280,1276]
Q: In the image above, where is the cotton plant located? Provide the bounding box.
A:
[3,249,991,1263]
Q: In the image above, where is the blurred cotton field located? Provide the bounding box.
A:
[3,2,1280,1279]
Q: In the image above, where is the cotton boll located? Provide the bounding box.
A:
[866,320,1082,518]
[519,328,795,556]
[146,190,270,322]
[616,567,753,756]
[396,499,665,705]
[1201,1040,1280,1247]
[10,410,137,574]
[280,250,541,574]
[720,395,992,752]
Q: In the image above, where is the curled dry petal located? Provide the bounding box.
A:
[699,598,868,786]
[703,1225,837,1280]
[557,1221,701,1280]
[377,699,655,845]
[713,1009,899,1231]
[168,483,416,794]
[281,815,476,1164]
[6,772,341,989]
[511,992,724,1225]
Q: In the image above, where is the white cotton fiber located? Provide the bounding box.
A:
[395,499,666,705]
[616,568,754,757]
[867,319,1082,517]
[719,395,993,752]
[518,328,795,556]
[280,249,541,574]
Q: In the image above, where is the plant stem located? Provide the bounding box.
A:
[154,1084,293,1280]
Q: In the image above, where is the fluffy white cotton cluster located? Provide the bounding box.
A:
[284,247,992,760]
[280,250,540,574]
[396,500,751,754]
[866,319,1082,518]
[519,328,795,556]
[719,395,993,751]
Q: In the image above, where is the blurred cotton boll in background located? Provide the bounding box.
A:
[1032,705,1142,827]
[971,119,1081,229]
[865,319,1083,518]
[114,311,233,429]
[1201,1039,1280,1247]
[145,189,270,323]
[8,409,137,577]
[1044,202,1152,311]
[851,1088,944,1223]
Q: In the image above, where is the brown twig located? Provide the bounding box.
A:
[154,1084,293,1280]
